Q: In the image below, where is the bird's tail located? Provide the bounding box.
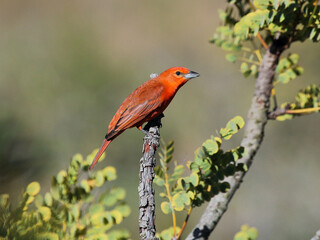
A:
[89,139,111,170]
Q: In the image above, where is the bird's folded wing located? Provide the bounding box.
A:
[105,81,165,140]
[114,99,161,131]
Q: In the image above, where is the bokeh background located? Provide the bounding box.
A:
[1,1,319,239]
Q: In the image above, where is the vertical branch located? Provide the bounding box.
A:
[138,115,163,240]
[186,36,288,240]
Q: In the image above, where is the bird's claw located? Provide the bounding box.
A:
[140,128,159,140]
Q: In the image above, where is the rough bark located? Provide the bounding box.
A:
[186,38,288,240]
[138,115,162,240]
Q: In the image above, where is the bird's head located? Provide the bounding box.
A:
[160,67,200,86]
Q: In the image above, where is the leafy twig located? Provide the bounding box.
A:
[176,207,192,240]
[164,167,177,236]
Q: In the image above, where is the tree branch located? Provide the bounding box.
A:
[138,115,163,240]
[267,106,289,119]
[186,37,288,240]
[311,229,320,240]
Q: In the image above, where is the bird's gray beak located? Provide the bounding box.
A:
[184,71,200,80]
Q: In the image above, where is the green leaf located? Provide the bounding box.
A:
[240,62,249,73]
[218,9,227,21]
[0,194,9,208]
[102,166,117,181]
[288,53,299,64]
[71,153,83,168]
[172,192,190,211]
[170,165,185,181]
[250,64,258,75]
[158,227,181,240]
[221,42,234,51]
[278,72,290,83]
[247,227,259,239]
[234,225,259,240]
[190,162,200,173]
[159,192,167,198]
[56,170,67,184]
[36,233,59,240]
[202,139,219,155]
[34,195,43,210]
[160,201,172,214]
[154,175,165,187]
[94,171,105,187]
[110,209,123,224]
[226,53,237,63]
[220,116,244,140]
[194,147,206,160]
[295,66,304,75]
[89,204,104,215]
[25,195,35,206]
[276,114,294,121]
[38,206,51,222]
[81,180,90,193]
[310,28,317,40]
[185,172,199,186]
[234,232,248,240]
[115,204,131,217]
[107,229,130,240]
[111,187,126,200]
[187,191,195,200]
[253,0,270,9]
[26,182,41,196]
[232,116,245,129]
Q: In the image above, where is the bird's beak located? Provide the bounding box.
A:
[184,71,200,80]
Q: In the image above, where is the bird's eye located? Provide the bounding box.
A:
[175,71,181,76]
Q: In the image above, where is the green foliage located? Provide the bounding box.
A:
[234,225,259,240]
[275,53,304,84]
[155,116,246,238]
[213,0,320,125]
[211,0,319,80]
[277,84,320,120]
[156,227,181,240]
[0,149,130,240]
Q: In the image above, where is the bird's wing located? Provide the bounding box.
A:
[106,82,164,139]
[115,100,159,129]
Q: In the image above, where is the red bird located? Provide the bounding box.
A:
[89,67,200,170]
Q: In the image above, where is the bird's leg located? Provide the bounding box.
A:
[143,113,164,131]
[137,113,164,139]
[137,126,151,136]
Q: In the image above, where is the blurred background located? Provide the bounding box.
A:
[0,0,319,239]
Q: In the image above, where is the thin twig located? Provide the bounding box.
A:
[176,207,193,240]
[248,0,269,49]
[268,106,320,119]
[286,107,320,114]
[164,169,177,236]
[257,33,269,50]
[239,57,261,65]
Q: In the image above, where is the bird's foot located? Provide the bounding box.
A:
[138,127,159,139]
[143,113,164,130]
